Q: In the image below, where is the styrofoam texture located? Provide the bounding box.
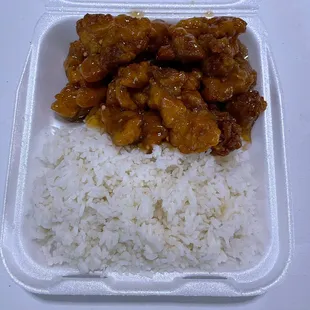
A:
[0,2,292,297]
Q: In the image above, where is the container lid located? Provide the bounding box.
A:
[46,0,261,13]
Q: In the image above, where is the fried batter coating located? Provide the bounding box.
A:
[199,35,241,57]
[207,17,247,38]
[51,84,106,120]
[175,17,246,38]
[151,66,202,97]
[85,106,103,129]
[226,90,267,141]
[105,62,152,110]
[148,20,170,52]
[130,87,150,109]
[64,40,87,84]
[140,111,168,152]
[156,20,205,62]
[211,110,242,156]
[115,81,138,110]
[101,106,143,146]
[202,57,257,102]
[51,84,81,120]
[76,14,152,82]
[174,17,210,37]
[169,27,205,63]
[183,69,203,90]
[157,45,176,61]
[105,80,118,107]
[149,82,220,153]
[79,55,108,83]
[157,17,246,63]
[202,54,236,77]
[118,61,151,88]
[181,91,207,111]
[75,87,107,108]
[151,66,187,97]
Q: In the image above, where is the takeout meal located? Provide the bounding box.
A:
[31,14,267,273]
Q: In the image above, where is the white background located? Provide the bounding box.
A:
[1,0,309,309]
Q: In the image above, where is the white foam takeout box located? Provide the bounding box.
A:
[0,0,292,297]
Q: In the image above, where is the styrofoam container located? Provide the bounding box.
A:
[0,0,292,296]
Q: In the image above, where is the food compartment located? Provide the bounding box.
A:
[0,12,291,296]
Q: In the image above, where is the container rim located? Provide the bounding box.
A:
[45,0,260,14]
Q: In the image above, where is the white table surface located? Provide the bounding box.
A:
[1,0,309,309]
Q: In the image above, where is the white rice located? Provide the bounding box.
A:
[30,126,265,273]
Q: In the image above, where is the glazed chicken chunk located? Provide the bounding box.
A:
[226,90,267,141]
[64,40,87,85]
[76,14,153,82]
[140,111,168,152]
[202,57,257,102]
[149,81,220,154]
[51,84,107,120]
[101,106,143,146]
[210,110,242,156]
